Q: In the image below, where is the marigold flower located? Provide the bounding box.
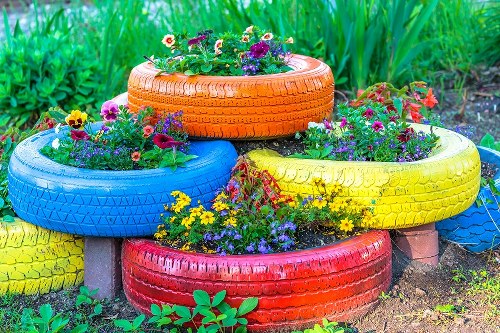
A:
[200,211,215,225]
[245,25,254,34]
[162,34,175,48]
[143,125,154,138]
[422,88,438,108]
[339,218,354,232]
[261,32,273,41]
[241,35,249,43]
[131,151,141,162]
[70,130,90,141]
[65,110,88,129]
[285,37,294,44]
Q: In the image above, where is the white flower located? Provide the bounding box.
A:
[285,37,294,44]
[308,122,325,130]
[51,138,60,150]
[54,123,61,133]
[245,25,254,34]
[261,32,273,41]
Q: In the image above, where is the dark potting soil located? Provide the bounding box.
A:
[481,161,498,181]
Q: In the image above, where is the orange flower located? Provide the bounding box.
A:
[131,151,141,162]
[422,88,438,108]
[143,125,154,138]
[162,34,175,48]
[409,103,424,123]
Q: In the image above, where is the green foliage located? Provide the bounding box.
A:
[114,289,258,333]
[154,27,293,76]
[480,133,500,152]
[20,304,88,333]
[0,8,102,129]
[41,105,195,171]
[292,318,356,333]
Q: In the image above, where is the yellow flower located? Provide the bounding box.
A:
[180,243,191,251]
[224,217,237,227]
[261,32,273,40]
[212,201,229,212]
[170,190,183,197]
[216,192,228,200]
[65,110,88,129]
[312,177,325,187]
[363,211,374,223]
[329,202,340,213]
[170,216,176,223]
[162,34,175,48]
[229,209,239,216]
[339,218,354,232]
[181,216,195,229]
[288,201,297,208]
[285,37,294,44]
[200,211,215,225]
[330,183,342,193]
[189,205,204,216]
[312,198,327,209]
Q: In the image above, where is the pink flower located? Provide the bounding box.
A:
[70,130,90,141]
[153,134,183,149]
[143,125,154,138]
[371,121,384,132]
[323,119,333,130]
[339,117,348,128]
[131,151,141,162]
[100,100,120,122]
[362,108,374,119]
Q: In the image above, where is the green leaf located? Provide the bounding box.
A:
[237,297,258,316]
[114,319,133,331]
[150,304,161,316]
[193,290,211,306]
[201,64,213,73]
[0,198,4,209]
[70,324,88,333]
[3,215,15,222]
[393,98,403,116]
[480,133,496,149]
[93,303,103,315]
[212,290,226,307]
[184,70,196,76]
[235,326,247,333]
[173,305,192,319]
[132,314,145,328]
[39,304,53,322]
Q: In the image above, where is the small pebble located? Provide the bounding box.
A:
[454,317,466,325]
[415,287,427,297]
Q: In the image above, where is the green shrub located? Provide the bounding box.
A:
[0,13,102,129]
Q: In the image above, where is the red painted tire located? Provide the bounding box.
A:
[122,230,391,332]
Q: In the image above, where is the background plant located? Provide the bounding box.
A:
[0,8,102,130]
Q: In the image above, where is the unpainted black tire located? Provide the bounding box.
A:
[122,230,392,332]
[0,218,84,295]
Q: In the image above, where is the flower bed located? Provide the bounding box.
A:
[122,230,391,332]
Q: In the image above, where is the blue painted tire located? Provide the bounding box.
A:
[8,125,237,237]
[436,146,500,252]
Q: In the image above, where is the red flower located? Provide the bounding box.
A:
[187,35,207,46]
[362,108,374,119]
[422,88,438,108]
[131,151,141,162]
[397,127,415,142]
[153,134,183,149]
[409,103,423,123]
[70,130,90,141]
[248,41,270,59]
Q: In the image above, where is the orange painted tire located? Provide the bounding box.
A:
[126,54,334,140]
[122,230,391,332]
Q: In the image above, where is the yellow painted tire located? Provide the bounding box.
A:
[248,124,481,229]
[0,219,84,295]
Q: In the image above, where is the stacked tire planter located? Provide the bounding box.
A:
[0,218,84,295]
[118,55,396,332]
[436,146,500,252]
